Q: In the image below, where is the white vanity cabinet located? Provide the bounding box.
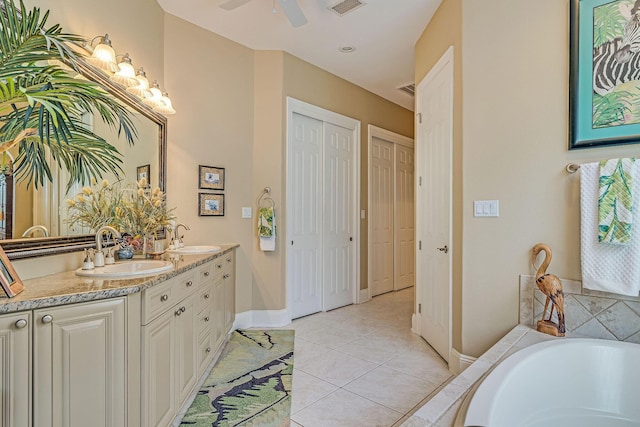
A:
[0,311,31,427]
[33,298,127,427]
[141,251,236,427]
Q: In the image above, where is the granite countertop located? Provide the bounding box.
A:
[0,244,239,314]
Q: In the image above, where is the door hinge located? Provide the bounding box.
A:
[417,113,422,124]
[291,240,294,246]
[418,303,422,314]
[418,241,422,250]
[419,176,422,186]
[350,237,353,242]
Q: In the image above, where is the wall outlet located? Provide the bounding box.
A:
[242,207,252,218]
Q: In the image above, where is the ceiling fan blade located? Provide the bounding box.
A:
[219,0,253,10]
[277,0,308,27]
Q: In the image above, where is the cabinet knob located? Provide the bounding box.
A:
[186,280,193,287]
[223,274,230,279]
[41,314,53,324]
[160,294,169,302]
[204,293,210,299]
[14,319,28,329]
[175,308,182,316]
[217,264,222,269]
[226,258,232,263]
[206,347,211,353]
[204,271,210,277]
[204,316,210,322]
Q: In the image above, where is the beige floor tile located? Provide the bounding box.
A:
[296,347,378,387]
[336,336,402,364]
[293,337,332,368]
[292,389,403,427]
[297,323,362,349]
[290,420,303,427]
[344,365,439,413]
[384,348,452,384]
[291,369,339,414]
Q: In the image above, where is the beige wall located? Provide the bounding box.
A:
[416,0,640,358]
[414,0,463,351]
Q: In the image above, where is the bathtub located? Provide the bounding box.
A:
[462,338,640,427]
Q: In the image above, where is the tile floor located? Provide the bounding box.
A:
[284,287,453,427]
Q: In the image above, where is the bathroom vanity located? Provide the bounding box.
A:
[0,245,237,427]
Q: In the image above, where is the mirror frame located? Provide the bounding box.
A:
[1,58,167,260]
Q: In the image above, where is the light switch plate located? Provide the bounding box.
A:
[474,200,499,217]
[242,207,252,218]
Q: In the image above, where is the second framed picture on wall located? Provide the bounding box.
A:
[199,193,224,216]
[199,165,225,191]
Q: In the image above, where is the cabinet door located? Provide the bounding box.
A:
[223,270,235,334]
[213,278,225,349]
[34,298,126,427]
[0,312,30,427]
[175,294,198,405]
[142,309,175,427]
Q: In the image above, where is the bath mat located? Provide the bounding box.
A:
[180,329,294,427]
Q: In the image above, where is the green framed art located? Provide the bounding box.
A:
[570,0,640,149]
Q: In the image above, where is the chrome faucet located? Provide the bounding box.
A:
[95,226,121,253]
[21,224,49,238]
[174,223,190,240]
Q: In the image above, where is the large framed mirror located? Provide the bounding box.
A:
[1,59,167,260]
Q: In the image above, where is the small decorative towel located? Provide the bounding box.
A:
[598,158,636,244]
[581,161,640,296]
[258,207,276,251]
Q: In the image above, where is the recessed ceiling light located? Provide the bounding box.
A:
[339,46,356,53]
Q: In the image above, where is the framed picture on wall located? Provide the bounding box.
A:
[570,0,640,149]
[199,165,225,191]
[137,164,151,187]
[199,193,224,216]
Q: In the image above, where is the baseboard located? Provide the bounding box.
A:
[233,309,290,330]
[450,348,477,375]
[359,287,371,304]
[411,313,419,335]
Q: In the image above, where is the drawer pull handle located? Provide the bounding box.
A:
[41,314,53,324]
[186,280,193,287]
[223,274,230,279]
[160,294,169,302]
[175,306,186,316]
[206,347,211,353]
[226,258,232,263]
[204,271,210,277]
[204,316,210,322]
[204,293,210,299]
[15,319,28,329]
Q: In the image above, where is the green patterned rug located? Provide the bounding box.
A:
[180,329,294,427]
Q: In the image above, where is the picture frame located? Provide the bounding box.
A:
[199,165,225,191]
[137,164,151,187]
[198,193,224,216]
[570,0,640,149]
[0,245,23,297]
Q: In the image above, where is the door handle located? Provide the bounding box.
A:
[437,245,448,254]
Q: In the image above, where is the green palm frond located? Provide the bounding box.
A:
[0,0,137,189]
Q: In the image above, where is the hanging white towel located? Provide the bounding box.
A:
[258,207,276,251]
[581,161,640,296]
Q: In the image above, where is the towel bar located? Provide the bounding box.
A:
[257,187,276,208]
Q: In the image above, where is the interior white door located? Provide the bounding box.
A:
[395,144,415,290]
[416,47,453,362]
[323,122,356,310]
[289,112,324,319]
[370,137,394,296]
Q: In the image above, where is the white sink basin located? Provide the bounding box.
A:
[166,245,221,254]
[75,260,174,278]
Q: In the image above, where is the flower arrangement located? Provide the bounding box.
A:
[66,178,175,241]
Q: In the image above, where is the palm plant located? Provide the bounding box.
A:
[0,0,136,189]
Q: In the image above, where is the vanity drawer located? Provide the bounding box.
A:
[198,305,214,339]
[174,272,198,301]
[213,259,225,280]
[198,333,215,374]
[197,263,215,284]
[196,282,213,314]
[142,278,179,325]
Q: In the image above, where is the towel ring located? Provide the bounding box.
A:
[257,187,276,209]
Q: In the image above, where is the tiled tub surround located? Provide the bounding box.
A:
[0,244,238,313]
[519,274,640,342]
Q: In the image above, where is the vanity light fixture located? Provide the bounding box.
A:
[153,92,176,115]
[109,53,138,87]
[126,67,152,99]
[143,80,163,108]
[86,34,119,73]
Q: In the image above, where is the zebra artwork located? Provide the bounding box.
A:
[592,0,640,128]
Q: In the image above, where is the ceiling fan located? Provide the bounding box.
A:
[219,0,308,27]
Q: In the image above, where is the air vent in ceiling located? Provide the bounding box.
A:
[398,83,415,97]
[329,0,365,16]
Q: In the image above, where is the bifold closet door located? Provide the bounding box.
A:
[289,113,324,319]
[370,137,394,296]
[323,122,356,311]
[395,144,415,290]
